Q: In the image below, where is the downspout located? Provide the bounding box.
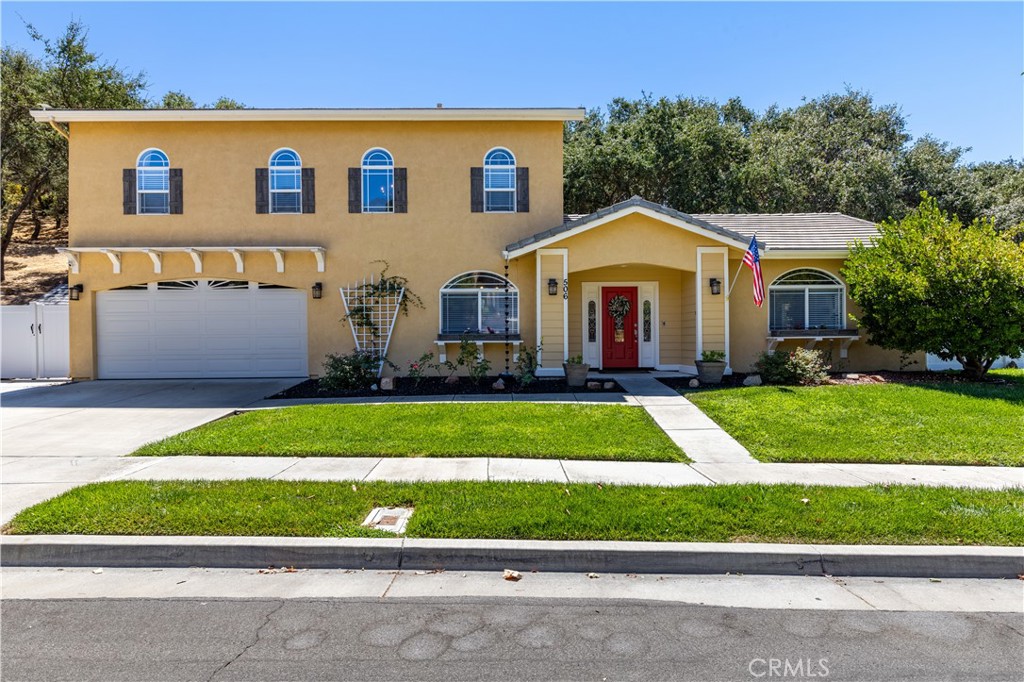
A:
[47,117,70,141]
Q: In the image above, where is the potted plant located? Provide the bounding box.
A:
[562,354,590,388]
[695,350,727,384]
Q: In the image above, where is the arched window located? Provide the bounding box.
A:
[483,148,516,212]
[440,271,518,335]
[362,148,394,213]
[769,269,845,331]
[137,148,170,214]
[269,149,302,214]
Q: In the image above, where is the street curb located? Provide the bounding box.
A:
[2,536,1021,578]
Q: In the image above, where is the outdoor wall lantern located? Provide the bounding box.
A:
[547,278,558,296]
[709,278,722,296]
[69,283,84,301]
[311,282,323,300]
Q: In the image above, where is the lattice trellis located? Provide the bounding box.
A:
[340,273,406,376]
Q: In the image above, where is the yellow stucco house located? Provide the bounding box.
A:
[32,107,916,380]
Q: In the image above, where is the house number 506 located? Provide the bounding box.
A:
[562,278,569,300]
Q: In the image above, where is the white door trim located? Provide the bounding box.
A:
[580,281,658,370]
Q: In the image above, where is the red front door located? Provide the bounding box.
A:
[602,287,638,368]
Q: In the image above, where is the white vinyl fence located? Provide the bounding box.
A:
[925,353,1023,371]
[1,302,70,379]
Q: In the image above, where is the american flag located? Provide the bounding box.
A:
[742,235,764,307]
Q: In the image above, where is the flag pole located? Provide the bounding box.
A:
[726,233,756,299]
[725,260,745,300]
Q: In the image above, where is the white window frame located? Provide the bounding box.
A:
[361,147,395,213]
[439,270,519,335]
[136,148,170,215]
[269,148,302,214]
[483,147,516,213]
[768,268,846,332]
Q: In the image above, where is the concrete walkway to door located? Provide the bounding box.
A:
[605,373,758,464]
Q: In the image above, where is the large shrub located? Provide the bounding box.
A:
[755,348,831,386]
[843,195,1024,379]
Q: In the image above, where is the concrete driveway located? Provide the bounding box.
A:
[1,379,299,523]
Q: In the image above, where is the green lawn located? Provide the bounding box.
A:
[686,370,1023,466]
[6,480,1021,545]
[133,403,687,462]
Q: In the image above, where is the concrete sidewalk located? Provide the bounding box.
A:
[97,455,1024,490]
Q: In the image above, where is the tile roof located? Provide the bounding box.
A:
[507,197,752,253]
[507,197,879,254]
[691,212,879,250]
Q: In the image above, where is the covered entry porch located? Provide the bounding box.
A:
[505,199,744,376]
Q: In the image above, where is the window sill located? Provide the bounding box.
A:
[768,329,859,338]
[436,333,522,342]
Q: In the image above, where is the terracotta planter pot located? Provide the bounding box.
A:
[695,360,726,384]
[563,362,590,387]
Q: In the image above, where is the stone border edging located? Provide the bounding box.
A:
[2,536,1020,578]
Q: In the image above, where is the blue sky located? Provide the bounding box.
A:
[3,2,1021,163]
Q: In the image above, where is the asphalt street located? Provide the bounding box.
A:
[3,597,1022,681]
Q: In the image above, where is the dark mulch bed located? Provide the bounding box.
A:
[659,370,1021,391]
[270,376,624,399]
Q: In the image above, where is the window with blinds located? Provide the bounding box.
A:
[269,149,302,214]
[440,271,519,334]
[768,269,845,331]
[137,148,170,214]
[483,148,516,212]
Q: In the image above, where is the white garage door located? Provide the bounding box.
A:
[96,279,308,378]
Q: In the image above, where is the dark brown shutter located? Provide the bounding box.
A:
[394,168,408,213]
[348,168,361,213]
[255,168,269,214]
[516,167,529,213]
[169,168,183,214]
[301,168,316,214]
[122,169,137,214]
[470,167,484,212]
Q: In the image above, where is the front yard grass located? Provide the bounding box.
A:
[686,371,1023,466]
[133,403,687,462]
[6,480,1021,546]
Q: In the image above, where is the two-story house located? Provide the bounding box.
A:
[31,107,919,380]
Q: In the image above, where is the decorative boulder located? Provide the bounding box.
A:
[586,381,601,390]
[742,374,762,387]
[492,378,505,390]
[370,384,379,391]
[380,377,394,391]
[688,378,700,388]
[603,382,615,390]
[843,373,860,380]
[444,375,460,384]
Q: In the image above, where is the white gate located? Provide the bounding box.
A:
[1,303,70,379]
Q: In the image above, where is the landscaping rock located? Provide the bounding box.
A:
[843,373,860,380]
[688,378,700,388]
[742,374,762,386]
[503,569,522,582]
[491,378,505,390]
[444,375,460,385]
[603,382,615,390]
[586,381,601,390]
[370,384,379,391]
[380,377,394,391]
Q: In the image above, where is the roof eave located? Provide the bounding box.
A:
[29,108,586,124]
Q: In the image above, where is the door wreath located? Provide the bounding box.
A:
[607,295,631,324]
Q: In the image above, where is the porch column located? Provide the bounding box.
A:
[536,248,568,374]
[696,246,730,371]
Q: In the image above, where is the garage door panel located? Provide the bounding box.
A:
[256,336,307,353]
[97,282,307,378]
[205,298,254,314]
[205,317,253,335]
[100,317,155,335]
